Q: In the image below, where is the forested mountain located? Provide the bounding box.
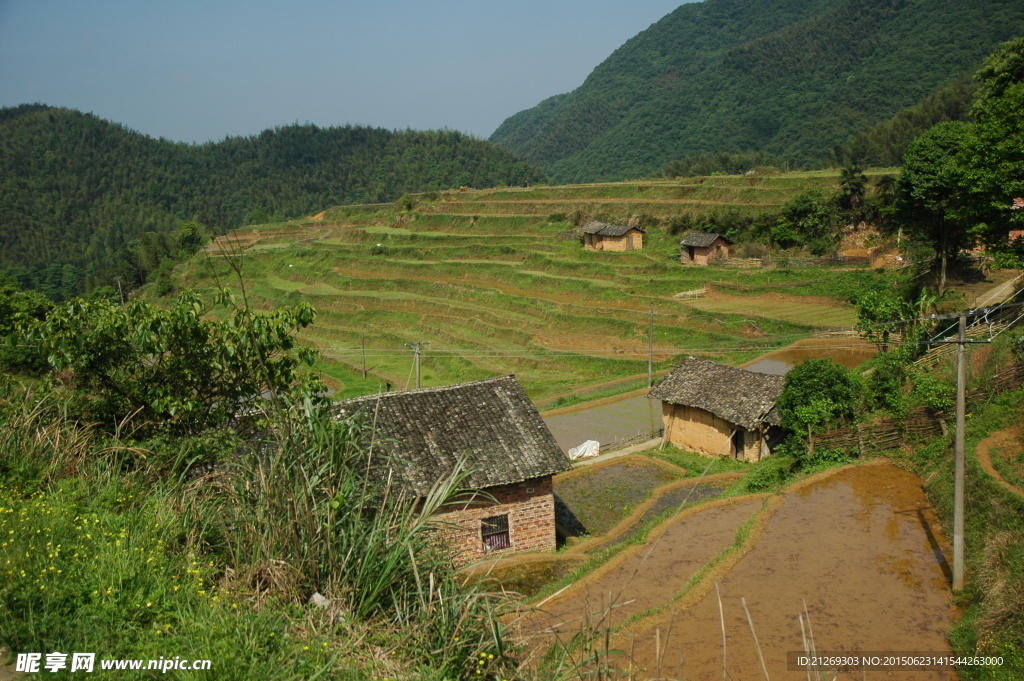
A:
[490,0,1024,182]
[837,77,977,167]
[0,105,544,296]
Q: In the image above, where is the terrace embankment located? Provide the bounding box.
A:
[176,172,877,402]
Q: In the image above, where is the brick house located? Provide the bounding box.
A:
[650,357,785,462]
[334,375,571,565]
[679,232,733,265]
[580,221,645,251]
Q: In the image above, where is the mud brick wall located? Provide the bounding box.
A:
[661,403,765,461]
[437,476,557,565]
[663,403,732,456]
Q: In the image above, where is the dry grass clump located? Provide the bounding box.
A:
[975,530,1024,652]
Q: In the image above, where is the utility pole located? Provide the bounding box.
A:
[929,311,984,591]
[361,334,367,379]
[906,306,1001,590]
[405,341,430,389]
[114,277,125,305]
[648,303,655,389]
[953,313,966,591]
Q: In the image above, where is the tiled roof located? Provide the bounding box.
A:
[334,375,570,496]
[679,232,732,248]
[580,221,641,237]
[649,357,784,429]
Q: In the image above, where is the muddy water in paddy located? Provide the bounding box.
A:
[544,395,659,452]
[742,337,878,376]
[623,465,955,680]
[525,499,762,645]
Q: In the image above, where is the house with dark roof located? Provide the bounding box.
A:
[649,357,785,461]
[679,232,733,265]
[334,375,571,564]
[580,221,645,251]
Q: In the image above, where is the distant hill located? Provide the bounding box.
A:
[0,104,545,293]
[490,0,1024,182]
[837,76,977,167]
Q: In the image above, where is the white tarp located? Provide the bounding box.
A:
[567,440,600,460]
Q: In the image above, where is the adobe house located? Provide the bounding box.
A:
[679,232,733,265]
[334,375,571,564]
[649,357,785,462]
[580,221,645,251]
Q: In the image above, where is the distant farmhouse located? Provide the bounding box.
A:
[679,232,732,265]
[650,357,785,461]
[580,221,645,251]
[334,376,571,564]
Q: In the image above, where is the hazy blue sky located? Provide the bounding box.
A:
[0,0,694,143]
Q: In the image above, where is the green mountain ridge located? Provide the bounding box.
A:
[0,104,545,293]
[491,0,1024,182]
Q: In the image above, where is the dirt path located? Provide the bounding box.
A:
[976,428,1024,499]
[972,270,1022,307]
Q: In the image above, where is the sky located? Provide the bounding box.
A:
[0,0,694,144]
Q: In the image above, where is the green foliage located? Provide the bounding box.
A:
[776,358,859,448]
[0,276,53,374]
[895,121,974,271]
[839,75,977,167]
[0,106,546,296]
[910,370,955,413]
[838,165,868,220]
[743,454,795,492]
[867,350,907,413]
[16,291,321,434]
[491,0,1024,181]
[654,151,780,179]
[0,392,517,680]
[855,288,913,352]
[953,37,1024,246]
[773,189,842,254]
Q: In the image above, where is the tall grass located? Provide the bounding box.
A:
[0,390,518,680]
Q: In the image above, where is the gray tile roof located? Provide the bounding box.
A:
[649,357,784,430]
[580,221,641,237]
[679,232,733,248]
[334,375,571,496]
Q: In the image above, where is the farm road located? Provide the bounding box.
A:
[976,428,1024,499]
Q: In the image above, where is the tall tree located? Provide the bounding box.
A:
[953,37,1024,245]
[839,165,868,223]
[894,121,971,295]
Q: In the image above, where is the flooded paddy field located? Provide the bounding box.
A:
[742,337,877,375]
[616,464,956,680]
[524,498,763,645]
[544,395,660,452]
[553,458,682,537]
[598,482,727,550]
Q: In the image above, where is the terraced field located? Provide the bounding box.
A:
[169,173,885,402]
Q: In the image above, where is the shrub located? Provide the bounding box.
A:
[776,359,859,459]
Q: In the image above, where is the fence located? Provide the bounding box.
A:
[706,254,872,269]
[603,428,664,453]
[815,361,1024,456]
[914,302,1024,367]
[672,288,707,299]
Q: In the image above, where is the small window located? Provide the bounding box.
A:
[526,487,535,494]
[481,514,510,550]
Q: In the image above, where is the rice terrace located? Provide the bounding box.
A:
[5,7,1024,679]
[186,172,884,406]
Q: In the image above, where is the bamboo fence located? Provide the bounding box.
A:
[816,361,1024,456]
